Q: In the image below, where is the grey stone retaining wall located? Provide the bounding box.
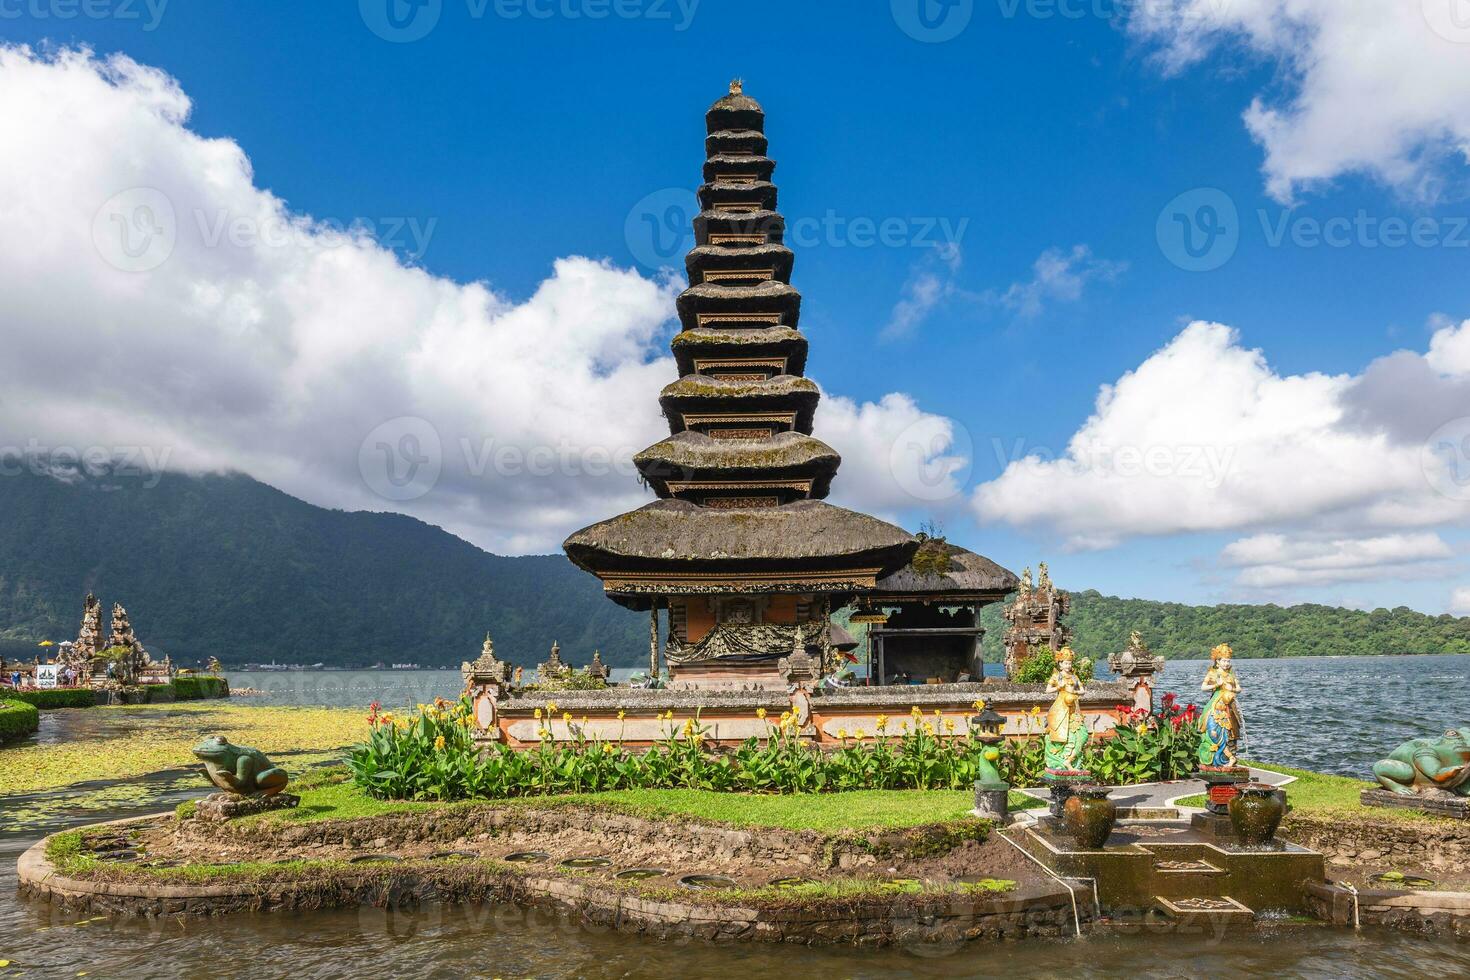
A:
[1283,813,1470,873]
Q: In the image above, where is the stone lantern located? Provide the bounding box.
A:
[970,705,1010,823]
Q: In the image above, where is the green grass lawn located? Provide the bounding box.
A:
[258,771,1042,832]
[1177,761,1455,824]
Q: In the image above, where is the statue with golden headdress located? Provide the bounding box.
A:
[1197,644,1244,767]
[1044,648,1089,771]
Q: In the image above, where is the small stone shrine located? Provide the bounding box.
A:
[1002,563,1072,679]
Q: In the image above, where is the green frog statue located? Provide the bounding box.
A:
[1371,729,1470,797]
[192,735,290,797]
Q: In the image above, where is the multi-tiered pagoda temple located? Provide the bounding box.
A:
[565,81,920,689]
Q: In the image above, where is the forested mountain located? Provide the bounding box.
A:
[979,590,1470,661]
[0,468,643,668]
[2,468,1465,669]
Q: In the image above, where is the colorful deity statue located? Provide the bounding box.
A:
[1197,644,1244,767]
[1044,648,1089,771]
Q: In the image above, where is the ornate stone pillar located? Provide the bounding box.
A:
[1108,631,1165,714]
[461,633,509,750]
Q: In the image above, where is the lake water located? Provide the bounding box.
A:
[3,654,1469,976]
[231,654,1470,776]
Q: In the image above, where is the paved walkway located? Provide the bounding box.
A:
[1018,767,1294,809]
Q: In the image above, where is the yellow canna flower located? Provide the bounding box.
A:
[433,735,446,751]
[973,699,986,711]
[923,722,936,736]
[461,715,473,727]
[534,708,543,720]
[933,709,943,720]
[944,718,956,732]
[910,705,922,718]
[756,707,767,719]
[617,709,626,720]
[854,729,866,740]
[876,714,888,731]
[603,742,615,754]
[838,728,849,740]
[546,701,558,714]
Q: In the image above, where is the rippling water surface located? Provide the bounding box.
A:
[3,655,1468,977]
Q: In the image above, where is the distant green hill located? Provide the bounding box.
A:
[980,589,1470,661]
[0,468,643,669]
[2,468,1464,670]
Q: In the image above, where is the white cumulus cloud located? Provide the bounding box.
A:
[1128,0,1470,201]
[0,46,959,553]
[972,318,1470,563]
[1221,532,1455,589]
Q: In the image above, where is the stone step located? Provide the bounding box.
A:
[1153,895,1254,927]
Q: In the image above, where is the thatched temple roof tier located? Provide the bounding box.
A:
[671,326,808,377]
[703,154,776,183]
[684,244,794,286]
[676,280,800,330]
[563,499,918,604]
[870,543,1020,602]
[633,431,840,498]
[693,209,785,248]
[706,90,764,133]
[658,374,820,434]
[705,129,767,157]
[699,181,777,212]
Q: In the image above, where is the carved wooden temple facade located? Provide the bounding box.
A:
[565,81,919,690]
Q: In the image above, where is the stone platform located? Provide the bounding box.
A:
[1012,817,1325,917]
[1360,788,1470,820]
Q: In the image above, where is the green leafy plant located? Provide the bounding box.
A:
[346,699,1067,802]
[1082,693,1201,785]
[1014,647,1095,684]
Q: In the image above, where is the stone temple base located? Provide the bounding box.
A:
[195,792,300,822]
[1361,788,1470,821]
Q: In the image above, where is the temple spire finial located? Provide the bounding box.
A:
[729,77,743,95]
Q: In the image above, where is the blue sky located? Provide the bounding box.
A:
[3,1,1470,615]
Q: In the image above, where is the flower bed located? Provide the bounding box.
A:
[0,698,40,744]
[349,696,1205,802]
